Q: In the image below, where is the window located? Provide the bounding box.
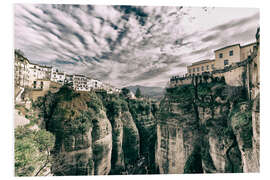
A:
[206,65,209,70]
[211,64,214,69]
[229,50,233,56]
[197,67,200,72]
[41,81,43,89]
[219,53,223,58]
[193,68,195,72]
[189,69,191,73]
[224,59,229,66]
[33,81,36,88]
[201,66,204,71]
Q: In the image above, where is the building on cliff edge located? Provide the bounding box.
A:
[169,28,260,88]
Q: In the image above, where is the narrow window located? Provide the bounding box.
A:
[219,53,223,58]
[197,67,200,72]
[224,59,229,66]
[206,65,209,70]
[211,64,214,69]
[201,66,204,71]
[229,50,233,56]
[193,68,195,72]
[189,69,191,73]
[33,81,36,88]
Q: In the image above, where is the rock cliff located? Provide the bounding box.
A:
[38,87,145,175]
[33,71,259,175]
[156,75,259,173]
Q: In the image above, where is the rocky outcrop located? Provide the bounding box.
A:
[109,115,125,174]
[108,110,140,174]
[156,86,199,174]
[231,102,259,172]
[91,110,112,175]
[121,111,140,171]
[156,79,255,174]
[252,94,260,172]
[128,100,157,174]
[40,88,144,175]
[42,87,113,175]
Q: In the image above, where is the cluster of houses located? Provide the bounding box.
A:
[170,28,260,87]
[14,51,121,94]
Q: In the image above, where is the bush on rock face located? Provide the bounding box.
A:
[15,127,55,176]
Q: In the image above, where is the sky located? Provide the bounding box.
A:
[14,4,259,88]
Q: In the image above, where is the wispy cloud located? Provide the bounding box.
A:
[14,4,259,87]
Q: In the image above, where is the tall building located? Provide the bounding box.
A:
[214,42,256,70]
[14,51,30,87]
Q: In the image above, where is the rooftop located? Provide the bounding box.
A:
[240,42,256,48]
[74,74,86,77]
[188,59,215,67]
[214,44,240,52]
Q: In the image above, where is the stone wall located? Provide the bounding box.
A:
[213,66,245,86]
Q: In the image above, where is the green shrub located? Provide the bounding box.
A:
[15,127,55,176]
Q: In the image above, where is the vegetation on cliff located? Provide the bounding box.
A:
[15,127,55,176]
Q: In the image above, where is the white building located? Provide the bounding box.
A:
[91,79,103,89]
[28,63,52,88]
[73,74,90,91]
[14,51,30,87]
[50,67,66,85]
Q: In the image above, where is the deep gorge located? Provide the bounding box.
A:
[30,71,259,175]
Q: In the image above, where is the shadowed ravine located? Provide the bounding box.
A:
[32,70,259,175]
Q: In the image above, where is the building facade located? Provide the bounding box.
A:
[14,51,30,87]
[73,74,90,91]
[214,44,241,70]
[240,42,257,61]
[214,42,256,70]
[187,59,215,76]
[50,67,66,84]
[170,30,259,88]
[28,63,52,88]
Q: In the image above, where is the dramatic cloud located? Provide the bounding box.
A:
[14,4,259,87]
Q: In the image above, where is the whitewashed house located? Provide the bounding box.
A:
[28,63,52,88]
[14,51,30,87]
[50,67,66,85]
[73,74,90,91]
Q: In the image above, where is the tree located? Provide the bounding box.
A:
[15,49,25,56]
[15,127,55,176]
[121,88,130,97]
[135,88,142,98]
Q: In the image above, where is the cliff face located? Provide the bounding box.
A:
[35,68,259,175]
[39,88,144,175]
[128,100,157,174]
[104,97,140,174]
[42,88,112,175]
[156,89,199,174]
[156,75,259,173]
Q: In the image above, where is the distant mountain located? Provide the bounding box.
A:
[125,85,165,100]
